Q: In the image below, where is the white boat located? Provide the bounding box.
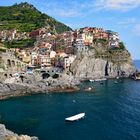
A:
[89,79,94,82]
[84,87,92,91]
[94,78,107,82]
[116,76,119,79]
[65,113,85,122]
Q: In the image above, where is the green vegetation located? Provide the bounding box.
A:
[0,43,6,52]
[0,2,72,33]
[94,48,130,63]
[119,42,125,50]
[4,38,36,48]
[93,40,129,63]
[0,48,6,52]
[96,39,108,45]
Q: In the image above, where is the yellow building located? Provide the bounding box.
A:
[22,56,31,63]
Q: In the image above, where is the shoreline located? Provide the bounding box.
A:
[0,77,134,101]
[0,83,80,100]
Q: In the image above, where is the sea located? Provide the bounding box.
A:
[0,60,140,140]
[134,60,140,70]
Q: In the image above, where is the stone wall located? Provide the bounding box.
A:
[0,50,27,81]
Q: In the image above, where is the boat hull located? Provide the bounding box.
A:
[65,113,85,122]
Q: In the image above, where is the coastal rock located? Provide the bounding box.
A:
[0,124,7,140]
[0,72,80,99]
[0,124,38,140]
[70,51,135,79]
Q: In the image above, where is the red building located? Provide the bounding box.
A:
[93,28,109,40]
[29,28,46,38]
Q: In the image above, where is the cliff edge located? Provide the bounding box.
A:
[70,49,135,79]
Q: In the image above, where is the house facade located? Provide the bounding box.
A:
[93,28,109,40]
[108,30,120,48]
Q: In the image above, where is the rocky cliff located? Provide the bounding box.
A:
[70,49,135,79]
[0,72,80,100]
[0,124,38,140]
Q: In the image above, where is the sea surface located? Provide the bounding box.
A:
[0,78,140,140]
[134,60,140,69]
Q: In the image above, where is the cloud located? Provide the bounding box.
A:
[43,0,140,18]
[118,18,136,25]
[38,1,82,18]
[38,0,93,18]
[117,18,137,28]
[134,24,140,36]
[95,0,140,11]
[30,0,140,20]
[117,18,140,36]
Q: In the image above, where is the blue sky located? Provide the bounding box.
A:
[1,0,140,59]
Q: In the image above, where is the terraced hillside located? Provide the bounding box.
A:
[0,2,72,33]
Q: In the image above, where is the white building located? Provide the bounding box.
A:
[31,52,38,66]
[50,51,56,59]
[39,55,51,68]
[12,29,17,40]
[108,31,120,48]
[64,55,76,69]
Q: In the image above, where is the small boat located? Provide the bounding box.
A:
[65,113,85,122]
[94,78,107,82]
[116,76,119,79]
[89,79,94,82]
[84,87,92,91]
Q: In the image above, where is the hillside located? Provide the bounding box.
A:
[0,2,72,33]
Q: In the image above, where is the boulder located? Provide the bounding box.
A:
[0,124,39,140]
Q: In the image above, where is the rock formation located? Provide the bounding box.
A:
[0,72,80,100]
[70,49,135,79]
[0,124,38,140]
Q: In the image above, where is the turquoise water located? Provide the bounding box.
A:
[134,60,140,69]
[0,79,140,140]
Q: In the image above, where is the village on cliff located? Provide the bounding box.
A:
[0,27,124,80]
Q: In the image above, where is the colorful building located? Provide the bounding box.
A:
[93,28,109,40]
[107,30,120,48]
[63,31,74,48]
[82,27,93,46]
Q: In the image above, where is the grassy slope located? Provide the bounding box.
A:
[0,2,72,33]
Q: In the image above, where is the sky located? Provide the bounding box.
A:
[1,0,140,60]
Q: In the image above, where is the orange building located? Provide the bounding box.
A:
[93,28,109,40]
